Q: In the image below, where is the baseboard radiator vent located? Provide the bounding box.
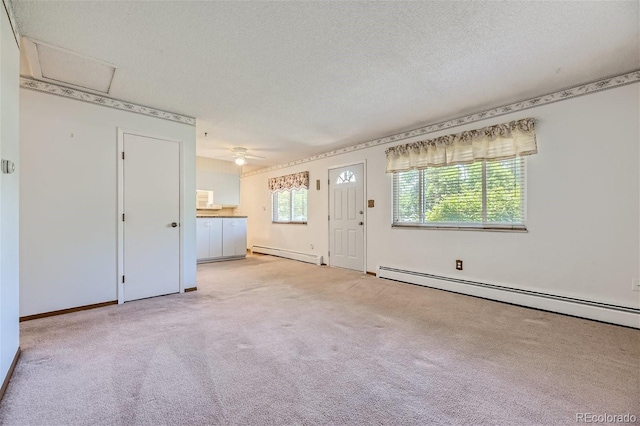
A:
[252,245,323,265]
[378,266,640,329]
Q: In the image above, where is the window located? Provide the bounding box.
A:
[336,170,356,184]
[272,188,308,223]
[268,171,309,223]
[393,157,525,230]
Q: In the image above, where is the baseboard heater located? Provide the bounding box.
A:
[252,245,323,265]
[378,266,640,329]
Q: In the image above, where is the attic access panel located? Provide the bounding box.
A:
[36,42,115,94]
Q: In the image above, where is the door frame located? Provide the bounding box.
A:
[116,128,185,304]
[327,160,367,273]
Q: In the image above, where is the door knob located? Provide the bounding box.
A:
[359,222,364,225]
[171,222,178,228]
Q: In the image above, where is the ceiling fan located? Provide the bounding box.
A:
[219,147,266,166]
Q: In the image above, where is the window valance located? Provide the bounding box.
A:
[268,171,309,192]
[385,118,537,173]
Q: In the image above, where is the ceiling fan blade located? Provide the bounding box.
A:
[245,155,266,159]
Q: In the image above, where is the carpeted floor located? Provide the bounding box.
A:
[1,254,638,425]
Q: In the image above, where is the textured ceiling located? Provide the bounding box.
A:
[13,1,640,167]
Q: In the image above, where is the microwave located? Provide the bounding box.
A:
[196,190,221,210]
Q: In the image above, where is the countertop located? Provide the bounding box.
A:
[197,215,248,218]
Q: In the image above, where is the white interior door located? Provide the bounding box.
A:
[123,133,180,301]
[329,163,364,271]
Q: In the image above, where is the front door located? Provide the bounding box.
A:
[123,133,180,301]
[329,163,365,271]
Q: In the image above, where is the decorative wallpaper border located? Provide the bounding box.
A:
[2,0,20,47]
[242,69,640,178]
[20,76,196,126]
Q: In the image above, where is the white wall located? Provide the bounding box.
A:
[20,89,196,317]
[242,84,640,316]
[0,1,20,384]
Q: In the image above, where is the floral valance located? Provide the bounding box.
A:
[268,171,309,192]
[385,118,537,173]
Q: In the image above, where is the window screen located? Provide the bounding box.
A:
[273,188,308,223]
[393,158,526,230]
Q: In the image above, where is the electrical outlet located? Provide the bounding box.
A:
[632,278,640,292]
[456,260,463,270]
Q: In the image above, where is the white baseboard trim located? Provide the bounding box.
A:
[252,245,323,265]
[378,266,640,329]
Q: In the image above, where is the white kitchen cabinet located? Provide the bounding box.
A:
[234,219,248,256]
[196,157,240,206]
[211,174,240,206]
[222,218,247,257]
[197,217,246,262]
[196,218,210,260]
[209,219,223,258]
